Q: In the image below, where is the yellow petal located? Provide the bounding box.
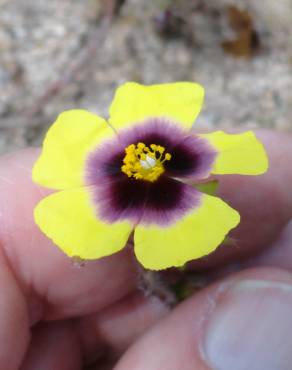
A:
[33,110,113,190]
[200,131,268,175]
[109,82,204,130]
[134,194,240,270]
[34,188,132,259]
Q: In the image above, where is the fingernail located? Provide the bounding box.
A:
[203,280,292,370]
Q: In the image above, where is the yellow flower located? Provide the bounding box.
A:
[33,82,268,270]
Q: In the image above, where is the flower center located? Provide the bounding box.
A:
[121,142,172,182]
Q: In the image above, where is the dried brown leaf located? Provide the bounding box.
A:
[222,5,260,58]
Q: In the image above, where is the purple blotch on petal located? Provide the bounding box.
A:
[165,135,217,180]
[85,138,125,184]
[138,177,202,226]
[89,175,202,227]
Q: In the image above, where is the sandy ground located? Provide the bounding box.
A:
[1,0,292,154]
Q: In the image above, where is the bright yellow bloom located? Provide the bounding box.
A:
[33,82,268,270]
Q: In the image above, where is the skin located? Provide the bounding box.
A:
[0,130,292,369]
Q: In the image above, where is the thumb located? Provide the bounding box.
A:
[114,267,292,370]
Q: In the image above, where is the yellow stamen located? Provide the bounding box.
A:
[121,142,172,182]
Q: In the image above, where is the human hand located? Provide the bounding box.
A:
[0,130,292,370]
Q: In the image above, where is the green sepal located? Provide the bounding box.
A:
[222,236,237,247]
[194,180,219,196]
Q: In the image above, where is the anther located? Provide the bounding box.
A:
[121,142,171,182]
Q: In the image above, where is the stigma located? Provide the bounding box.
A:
[121,142,172,182]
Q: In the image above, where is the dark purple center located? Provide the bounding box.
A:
[86,119,217,226]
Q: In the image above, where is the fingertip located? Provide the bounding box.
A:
[114,267,292,370]
[203,268,292,370]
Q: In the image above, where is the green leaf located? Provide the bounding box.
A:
[194,180,219,196]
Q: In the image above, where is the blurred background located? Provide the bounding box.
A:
[1,0,292,154]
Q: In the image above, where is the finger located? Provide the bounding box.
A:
[192,220,292,282]
[244,218,292,271]
[114,267,292,370]
[0,149,138,320]
[190,130,292,269]
[0,251,30,370]
[79,292,169,364]
[20,321,82,370]
[207,219,292,281]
